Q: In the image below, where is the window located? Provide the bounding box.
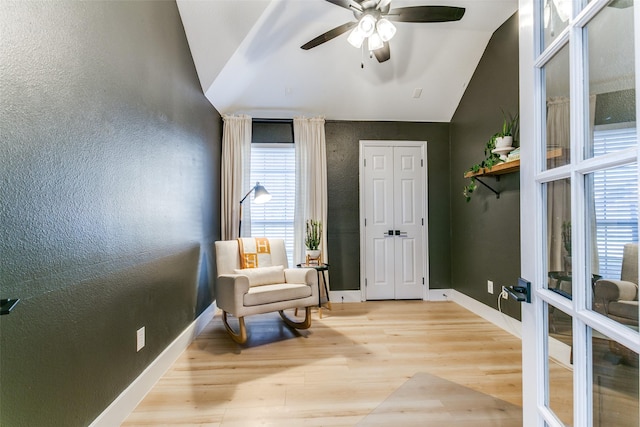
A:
[249,143,296,266]
[593,125,638,278]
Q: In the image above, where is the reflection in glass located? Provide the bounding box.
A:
[592,328,639,427]
[547,179,573,297]
[543,0,571,49]
[545,46,571,169]
[586,164,638,329]
[548,304,574,425]
[586,2,635,159]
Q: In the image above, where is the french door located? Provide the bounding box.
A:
[359,141,427,301]
[520,0,639,426]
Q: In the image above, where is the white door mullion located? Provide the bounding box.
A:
[636,7,640,424]
[520,0,546,424]
[578,309,640,353]
[570,6,592,423]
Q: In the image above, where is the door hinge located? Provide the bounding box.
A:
[364,158,367,167]
[364,218,367,226]
[422,218,424,226]
[365,278,368,287]
[422,277,425,285]
[421,159,424,167]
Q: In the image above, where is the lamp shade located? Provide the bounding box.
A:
[238,182,271,237]
[376,18,396,42]
[368,31,384,51]
[253,182,271,204]
[358,14,376,37]
[347,27,366,48]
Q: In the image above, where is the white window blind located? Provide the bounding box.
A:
[593,126,638,278]
[250,143,296,266]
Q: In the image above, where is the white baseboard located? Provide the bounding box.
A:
[446,289,523,338]
[442,289,572,368]
[90,302,217,427]
[427,289,452,301]
[329,290,362,303]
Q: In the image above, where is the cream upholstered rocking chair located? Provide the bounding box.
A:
[214,238,318,344]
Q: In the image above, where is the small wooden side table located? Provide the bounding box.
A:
[297,263,331,318]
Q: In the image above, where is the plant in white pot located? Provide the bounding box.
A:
[462,109,519,202]
[494,110,519,149]
[305,219,322,264]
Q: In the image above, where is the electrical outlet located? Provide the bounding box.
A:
[501,288,509,299]
[136,326,145,352]
[487,280,494,294]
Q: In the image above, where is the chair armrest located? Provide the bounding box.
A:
[594,279,638,303]
[284,268,317,286]
[215,274,250,313]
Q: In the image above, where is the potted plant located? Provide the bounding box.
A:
[462,109,519,202]
[562,221,571,272]
[305,219,322,263]
[462,133,502,202]
[495,110,519,148]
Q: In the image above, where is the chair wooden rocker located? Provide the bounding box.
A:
[214,238,318,344]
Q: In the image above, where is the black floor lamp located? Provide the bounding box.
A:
[238,182,271,237]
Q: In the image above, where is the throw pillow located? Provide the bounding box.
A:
[234,265,285,287]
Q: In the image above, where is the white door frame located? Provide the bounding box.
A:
[359,140,429,302]
[520,0,640,425]
[519,1,542,423]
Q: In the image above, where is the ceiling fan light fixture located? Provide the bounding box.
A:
[358,14,376,37]
[376,18,396,42]
[368,31,384,51]
[347,27,366,48]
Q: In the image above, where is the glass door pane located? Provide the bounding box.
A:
[548,304,574,425]
[545,45,571,169]
[543,0,571,49]
[587,164,638,329]
[592,328,639,427]
[586,1,635,159]
[547,178,573,296]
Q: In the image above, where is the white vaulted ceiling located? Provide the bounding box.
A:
[177,0,518,122]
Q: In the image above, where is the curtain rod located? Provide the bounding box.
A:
[252,118,293,124]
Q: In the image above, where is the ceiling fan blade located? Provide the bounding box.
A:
[377,0,392,13]
[301,21,358,50]
[386,6,465,23]
[324,0,363,12]
[373,42,390,63]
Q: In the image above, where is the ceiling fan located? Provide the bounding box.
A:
[301,0,466,63]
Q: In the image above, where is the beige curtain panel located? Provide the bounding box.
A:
[293,117,328,268]
[221,114,252,240]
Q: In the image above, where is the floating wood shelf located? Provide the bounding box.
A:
[464,148,563,178]
[463,148,564,198]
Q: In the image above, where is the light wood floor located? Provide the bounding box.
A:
[124,301,533,426]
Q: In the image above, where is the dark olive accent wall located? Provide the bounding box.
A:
[450,13,521,319]
[0,1,221,426]
[325,121,451,291]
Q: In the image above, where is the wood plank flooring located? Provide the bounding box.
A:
[123,301,530,426]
